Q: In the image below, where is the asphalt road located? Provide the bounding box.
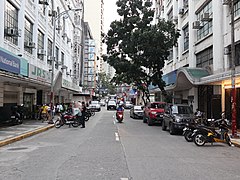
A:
[0,108,240,180]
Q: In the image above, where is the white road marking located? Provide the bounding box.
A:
[120,178,129,180]
[115,132,119,141]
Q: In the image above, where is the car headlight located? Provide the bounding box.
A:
[175,118,181,122]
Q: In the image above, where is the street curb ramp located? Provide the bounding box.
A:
[0,124,54,147]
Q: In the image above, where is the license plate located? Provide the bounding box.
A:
[11,116,15,118]
[159,115,163,117]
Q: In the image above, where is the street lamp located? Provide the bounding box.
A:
[50,8,82,120]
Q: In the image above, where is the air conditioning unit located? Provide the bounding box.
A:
[200,13,212,22]
[222,0,229,5]
[179,8,184,15]
[47,55,54,61]
[224,46,231,55]
[39,0,49,5]
[62,32,67,38]
[192,21,203,29]
[5,27,21,37]
[37,49,46,55]
[24,41,36,48]
[56,25,62,31]
[48,10,57,17]
[67,37,71,43]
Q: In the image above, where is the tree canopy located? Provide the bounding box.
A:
[102,0,180,104]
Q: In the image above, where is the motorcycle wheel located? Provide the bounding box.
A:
[91,111,95,116]
[225,134,232,146]
[54,119,62,128]
[85,116,89,121]
[72,120,80,127]
[194,133,206,146]
[184,131,193,142]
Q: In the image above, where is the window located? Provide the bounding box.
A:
[183,26,189,51]
[234,0,240,17]
[167,8,173,21]
[196,1,212,41]
[47,39,53,65]
[37,30,44,60]
[61,52,64,66]
[24,18,34,54]
[196,46,213,68]
[168,48,173,61]
[55,47,59,69]
[4,1,19,45]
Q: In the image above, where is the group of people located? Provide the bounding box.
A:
[38,101,87,128]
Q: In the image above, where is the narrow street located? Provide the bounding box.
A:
[0,108,240,180]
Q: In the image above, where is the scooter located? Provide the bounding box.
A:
[54,111,82,128]
[10,105,23,125]
[116,111,124,123]
[192,118,231,146]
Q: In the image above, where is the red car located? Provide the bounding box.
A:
[143,102,166,126]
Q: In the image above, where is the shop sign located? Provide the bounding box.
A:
[62,78,81,92]
[29,64,51,83]
[0,48,20,74]
[20,58,28,77]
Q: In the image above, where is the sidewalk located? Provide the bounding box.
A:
[0,120,54,147]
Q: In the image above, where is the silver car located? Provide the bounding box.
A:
[130,105,144,119]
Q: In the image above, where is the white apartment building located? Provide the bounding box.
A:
[0,0,84,123]
[84,0,104,73]
[154,0,240,127]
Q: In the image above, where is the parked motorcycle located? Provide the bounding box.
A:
[116,111,124,123]
[10,105,23,125]
[192,118,231,146]
[183,117,213,142]
[54,108,82,128]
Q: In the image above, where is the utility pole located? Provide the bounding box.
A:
[230,0,238,138]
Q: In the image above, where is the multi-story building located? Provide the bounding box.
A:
[84,0,104,73]
[0,0,84,123]
[153,0,240,127]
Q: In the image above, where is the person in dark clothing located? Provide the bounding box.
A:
[81,102,86,128]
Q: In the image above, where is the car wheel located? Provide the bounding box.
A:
[162,120,167,131]
[169,123,176,135]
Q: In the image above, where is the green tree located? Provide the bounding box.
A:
[103,0,180,104]
[98,72,116,96]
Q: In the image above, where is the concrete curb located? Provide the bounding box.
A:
[0,124,54,147]
[231,140,240,148]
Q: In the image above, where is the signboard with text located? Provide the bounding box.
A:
[0,48,20,74]
[29,64,51,83]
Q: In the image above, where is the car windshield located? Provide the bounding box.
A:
[108,101,116,105]
[150,103,165,109]
[134,106,142,110]
[91,101,99,105]
[171,105,193,114]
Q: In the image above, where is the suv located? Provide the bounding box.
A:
[107,100,117,110]
[162,104,195,135]
[143,102,166,126]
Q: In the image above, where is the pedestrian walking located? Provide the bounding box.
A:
[81,101,86,128]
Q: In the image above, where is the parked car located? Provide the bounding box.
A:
[89,101,101,112]
[162,104,195,135]
[143,102,166,126]
[130,105,144,119]
[107,100,117,110]
[124,101,133,109]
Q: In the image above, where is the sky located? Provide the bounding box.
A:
[104,0,119,33]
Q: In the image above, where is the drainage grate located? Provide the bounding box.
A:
[7,147,28,151]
